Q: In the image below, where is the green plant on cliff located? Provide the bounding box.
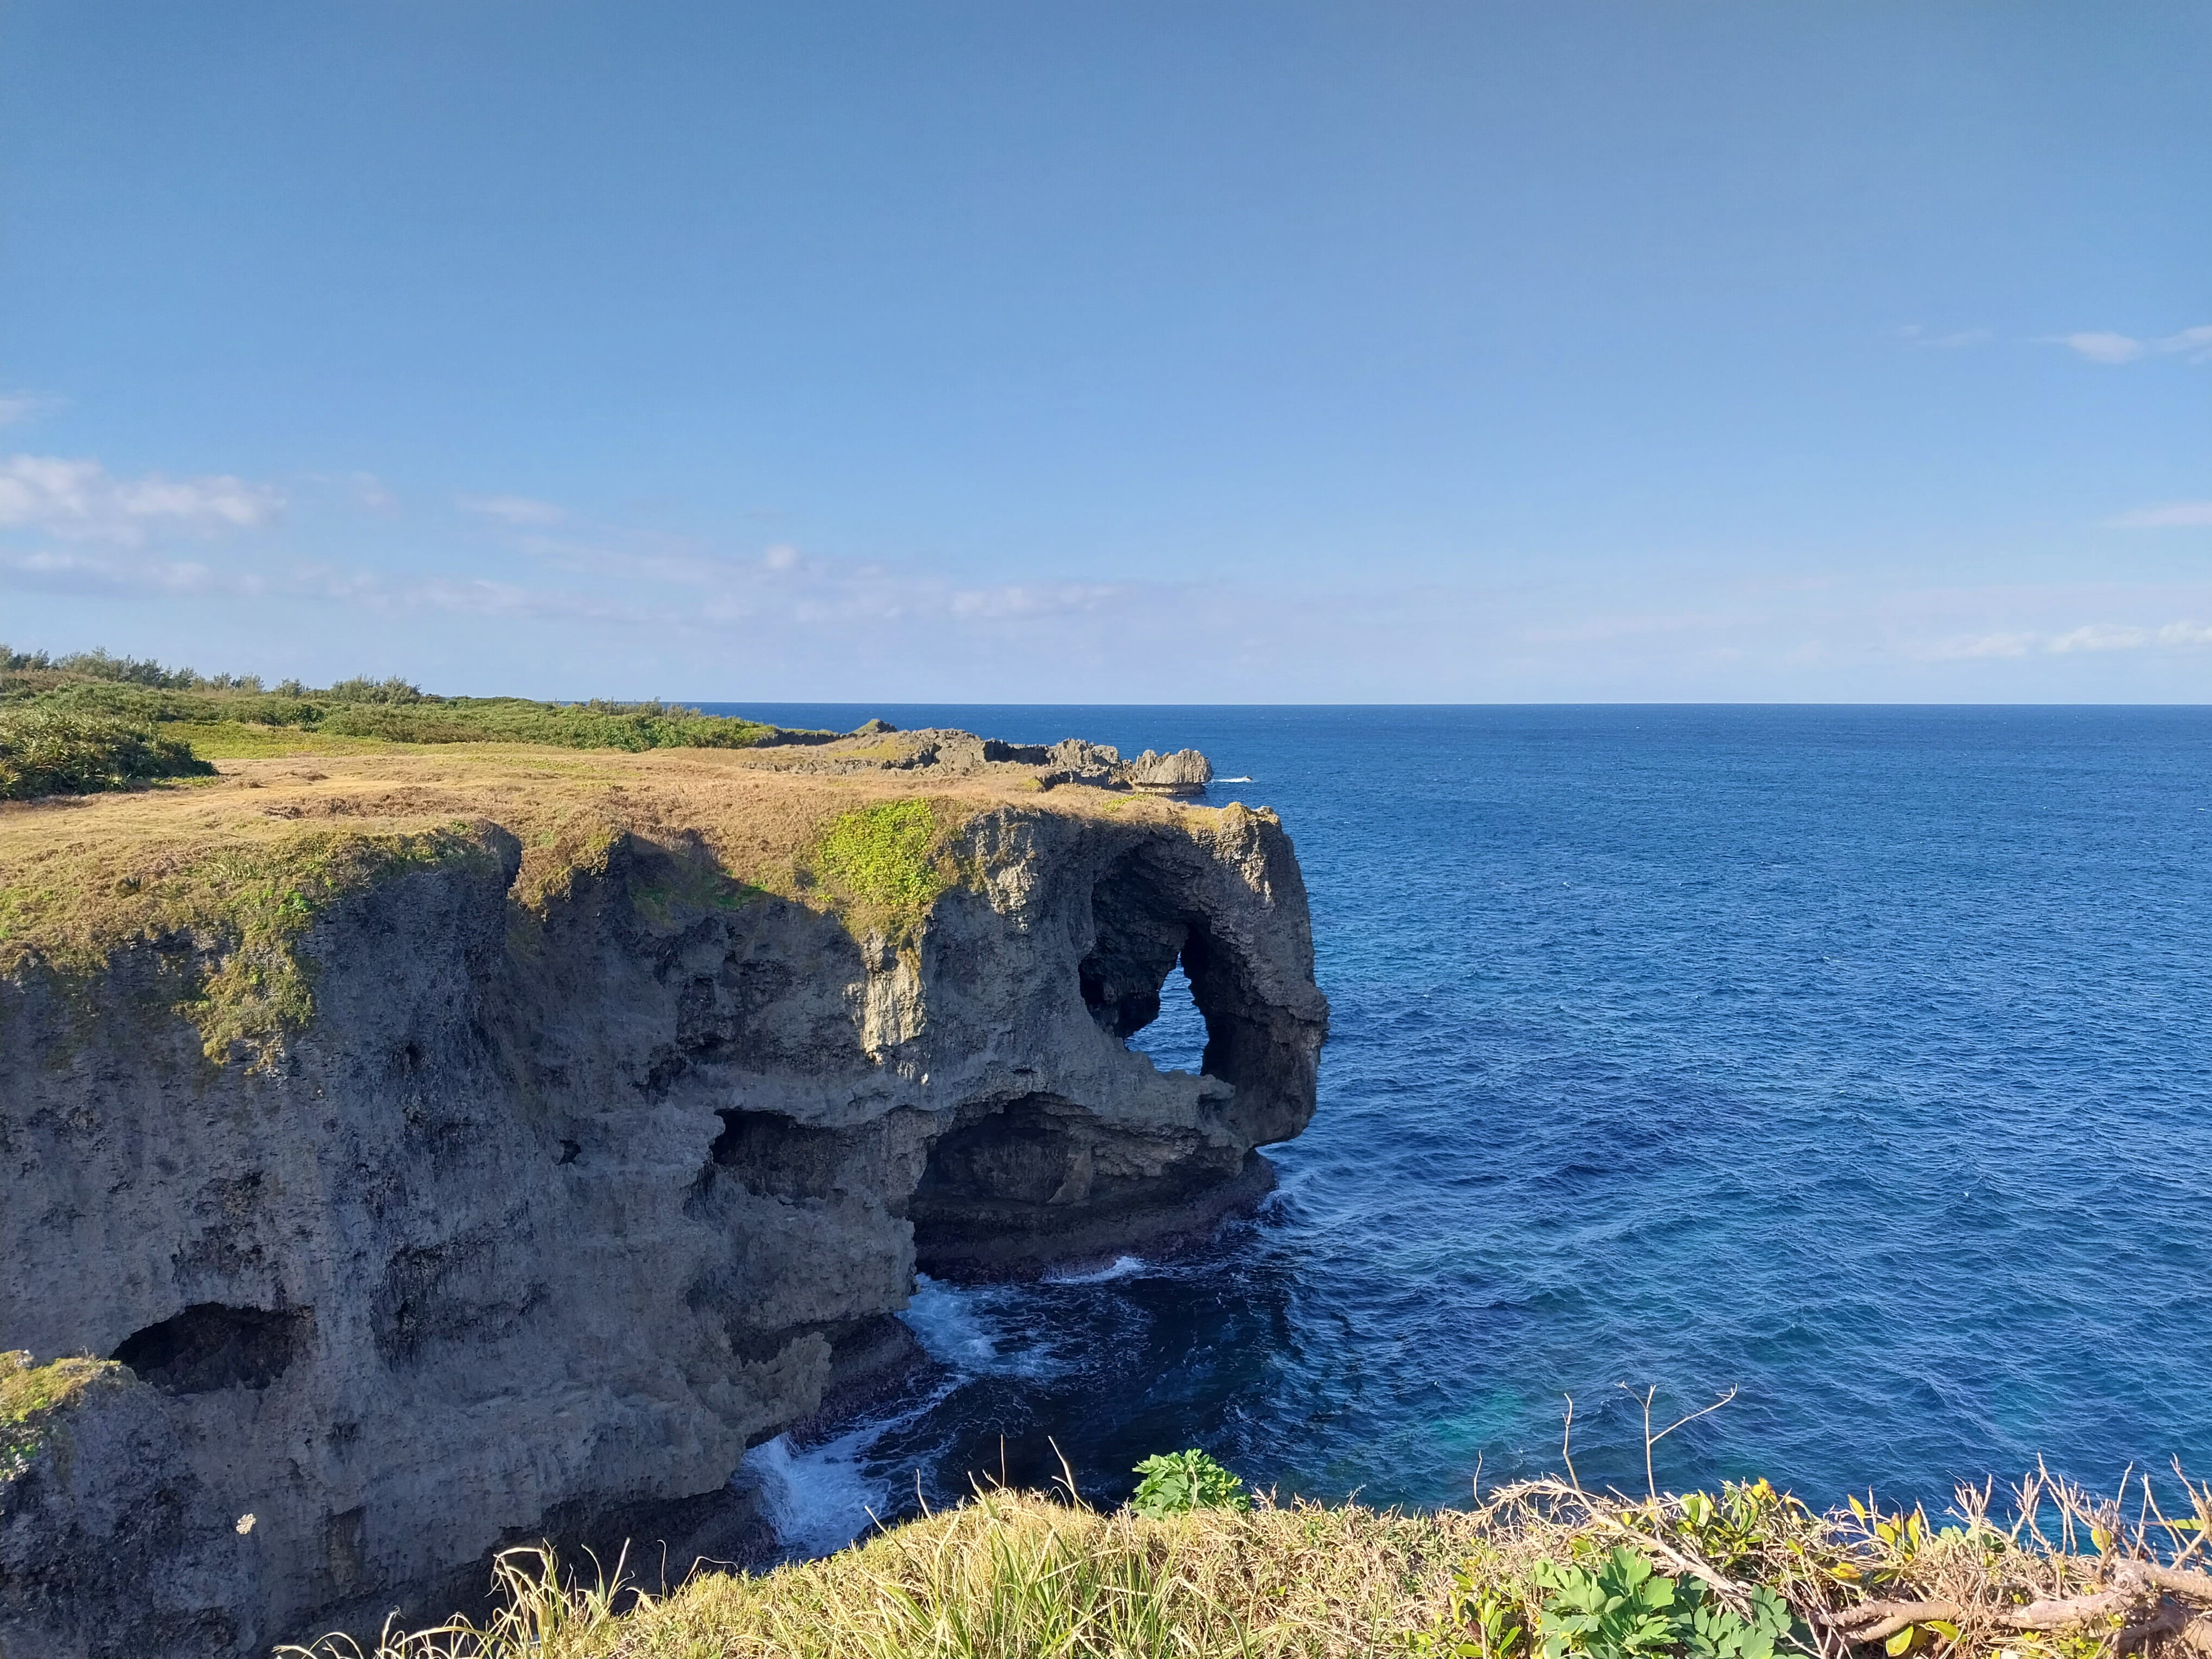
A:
[0,708,216,799]
[1528,1548,1798,1659]
[1,824,494,1068]
[1,1351,118,1481]
[1130,1449,1252,1518]
[810,798,949,917]
[177,827,494,1067]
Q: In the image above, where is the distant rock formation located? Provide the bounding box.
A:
[741,728,1218,798]
[1124,749,1213,796]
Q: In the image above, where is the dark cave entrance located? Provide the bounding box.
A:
[112,1303,313,1394]
[1076,853,1237,1083]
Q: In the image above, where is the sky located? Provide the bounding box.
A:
[1,2,2207,703]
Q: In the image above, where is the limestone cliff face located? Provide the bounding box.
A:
[0,794,1325,1656]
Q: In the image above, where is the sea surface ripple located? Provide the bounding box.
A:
[710,704,2212,1546]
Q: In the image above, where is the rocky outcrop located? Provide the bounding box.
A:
[1124,749,1213,795]
[0,788,1324,1655]
[741,727,1217,798]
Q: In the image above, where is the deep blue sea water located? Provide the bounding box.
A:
[700,705,2212,1551]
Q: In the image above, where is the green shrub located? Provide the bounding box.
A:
[812,799,946,913]
[324,674,426,704]
[1531,1548,1799,1659]
[0,710,216,800]
[1129,1449,1251,1518]
[1,647,784,755]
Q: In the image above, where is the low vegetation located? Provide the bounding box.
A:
[279,1449,2212,1659]
[1,1351,119,1481]
[0,645,785,800]
[1,808,500,1065]
[0,707,214,799]
[812,799,953,918]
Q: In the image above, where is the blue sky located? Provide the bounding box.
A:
[2,3,2207,701]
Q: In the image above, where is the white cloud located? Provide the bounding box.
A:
[459,492,566,525]
[0,392,47,426]
[0,549,227,596]
[763,543,800,571]
[2049,623,2150,653]
[2158,324,2212,363]
[2059,331,2145,364]
[2110,500,2212,529]
[351,472,397,511]
[2053,325,2212,365]
[0,453,281,544]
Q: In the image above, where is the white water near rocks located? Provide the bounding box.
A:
[734,1274,1088,1557]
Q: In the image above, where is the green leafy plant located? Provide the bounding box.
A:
[1416,1565,1532,1659]
[1531,1548,1797,1659]
[1534,1548,1682,1659]
[1129,1449,1250,1518]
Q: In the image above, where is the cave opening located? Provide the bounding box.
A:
[112,1303,312,1394]
[1077,854,1237,1083]
[705,1108,847,1202]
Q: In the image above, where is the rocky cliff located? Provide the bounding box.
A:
[0,736,1326,1656]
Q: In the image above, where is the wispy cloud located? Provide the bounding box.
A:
[0,391,52,426]
[2110,500,2212,529]
[1920,620,2212,658]
[0,453,282,544]
[2057,331,2145,364]
[1919,631,2037,660]
[459,492,566,525]
[0,549,228,597]
[1896,324,1993,350]
[2054,325,2212,365]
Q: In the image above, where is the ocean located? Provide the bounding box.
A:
[698,704,2212,1552]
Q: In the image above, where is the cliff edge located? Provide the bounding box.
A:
[0,735,1325,1656]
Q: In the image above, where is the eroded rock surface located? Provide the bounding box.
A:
[0,782,1324,1656]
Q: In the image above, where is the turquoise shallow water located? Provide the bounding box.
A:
[704,705,2212,1548]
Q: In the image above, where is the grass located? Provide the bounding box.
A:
[812,799,951,916]
[0,650,794,799]
[1,1351,119,1480]
[275,1463,2212,1659]
[0,707,216,799]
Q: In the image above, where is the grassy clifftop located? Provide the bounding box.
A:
[276,1464,2212,1659]
[0,736,1201,1070]
[0,646,788,799]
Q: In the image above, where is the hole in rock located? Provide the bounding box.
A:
[112,1303,312,1394]
[1078,855,1232,1079]
[709,1108,847,1202]
[1124,960,1207,1075]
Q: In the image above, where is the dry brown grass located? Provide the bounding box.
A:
[275,1467,2212,1659]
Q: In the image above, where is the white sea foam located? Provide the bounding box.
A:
[734,1430,888,1559]
[899,1274,1066,1377]
[1042,1254,1147,1284]
[734,1379,956,1560]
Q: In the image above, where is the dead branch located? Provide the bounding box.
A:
[2139,1561,2212,1601]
